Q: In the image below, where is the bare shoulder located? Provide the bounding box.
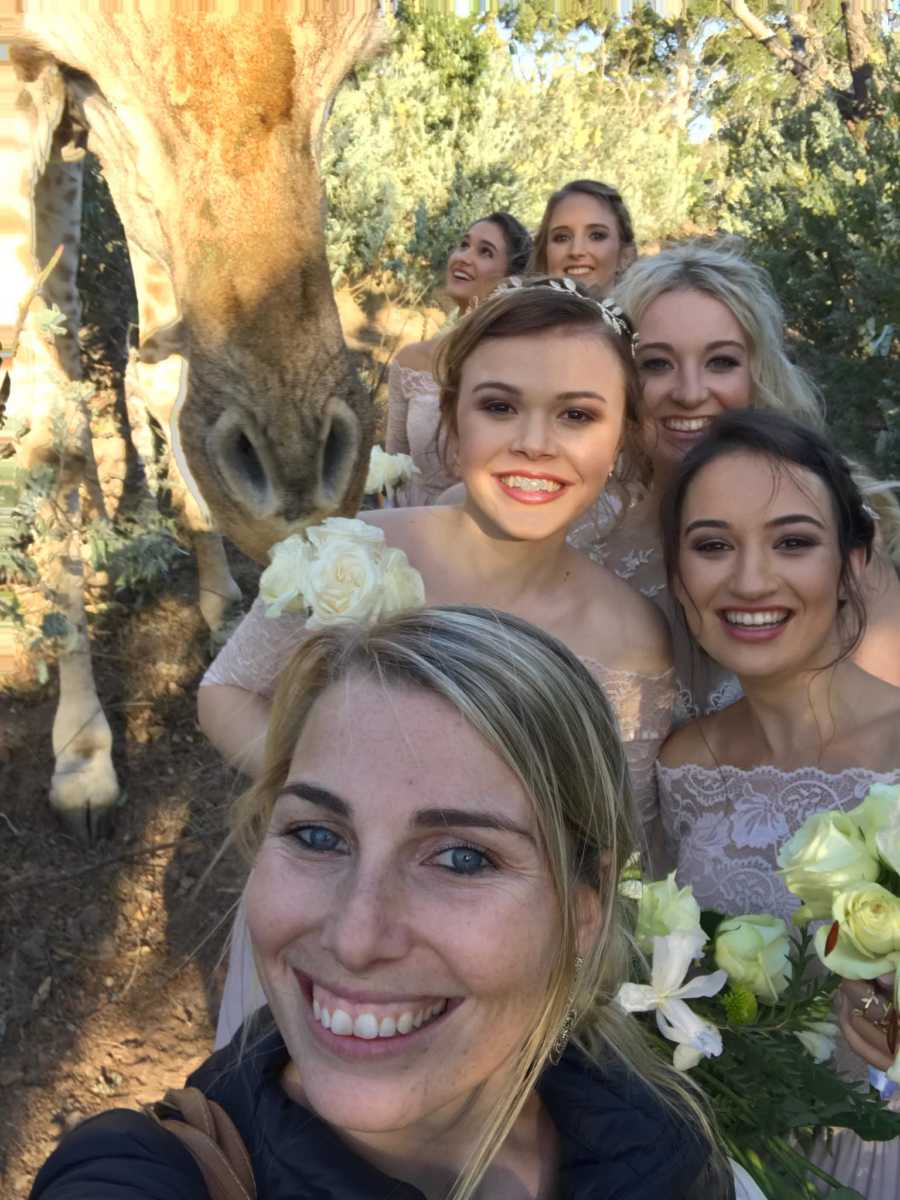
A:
[394,338,438,373]
[358,505,444,559]
[572,554,672,675]
[658,719,718,769]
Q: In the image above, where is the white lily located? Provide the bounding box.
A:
[617,930,728,1070]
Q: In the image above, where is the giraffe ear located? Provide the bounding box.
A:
[139,320,187,364]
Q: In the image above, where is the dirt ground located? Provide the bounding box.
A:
[0,546,261,1198]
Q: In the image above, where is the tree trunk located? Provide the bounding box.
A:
[841,1,875,117]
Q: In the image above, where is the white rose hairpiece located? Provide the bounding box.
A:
[495,274,637,348]
[365,444,419,501]
[259,517,425,629]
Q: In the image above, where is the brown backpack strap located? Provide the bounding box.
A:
[152,1086,256,1200]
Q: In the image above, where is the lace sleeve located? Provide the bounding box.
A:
[200,595,309,698]
[583,662,674,832]
[385,361,411,456]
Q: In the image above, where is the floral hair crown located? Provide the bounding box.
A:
[494,274,637,349]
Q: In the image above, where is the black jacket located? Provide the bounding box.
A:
[30,1020,734,1199]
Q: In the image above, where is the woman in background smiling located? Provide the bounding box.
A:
[387,212,532,505]
[571,239,900,720]
[528,179,636,297]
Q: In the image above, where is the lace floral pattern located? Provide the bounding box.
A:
[569,498,742,726]
[384,363,457,505]
[657,762,900,923]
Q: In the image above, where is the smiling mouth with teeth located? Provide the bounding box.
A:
[723,610,790,627]
[311,981,450,1041]
[498,474,562,493]
[662,417,715,433]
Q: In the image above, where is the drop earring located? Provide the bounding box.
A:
[549,955,584,1065]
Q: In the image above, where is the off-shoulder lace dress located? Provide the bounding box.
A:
[385,361,458,505]
[658,760,900,1199]
[569,493,742,726]
[204,599,675,1047]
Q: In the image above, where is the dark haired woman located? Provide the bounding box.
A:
[387,212,532,505]
[656,409,900,1198]
[529,180,635,297]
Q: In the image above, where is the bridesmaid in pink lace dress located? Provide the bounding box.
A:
[200,280,677,1044]
[656,410,900,1199]
[386,212,531,505]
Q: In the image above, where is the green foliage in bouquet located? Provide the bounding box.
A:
[682,928,900,1199]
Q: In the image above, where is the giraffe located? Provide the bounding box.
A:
[0,3,380,842]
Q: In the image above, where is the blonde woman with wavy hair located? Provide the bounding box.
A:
[571,238,899,718]
[33,607,748,1200]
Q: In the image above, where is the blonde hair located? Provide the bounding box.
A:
[615,239,825,430]
[847,458,900,570]
[233,606,721,1200]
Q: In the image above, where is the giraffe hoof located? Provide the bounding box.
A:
[50,755,121,845]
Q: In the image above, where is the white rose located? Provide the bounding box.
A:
[635,872,703,954]
[876,821,900,876]
[381,547,426,615]
[846,784,900,856]
[304,536,385,629]
[258,534,313,618]
[777,811,880,923]
[714,914,792,1002]
[306,516,385,550]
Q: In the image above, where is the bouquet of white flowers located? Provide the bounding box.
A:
[618,864,900,1199]
[258,517,425,628]
[778,783,900,1082]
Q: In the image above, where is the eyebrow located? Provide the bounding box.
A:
[550,222,610,232]
[471,381,607,403]
[637,339,745,354]
[278,783,535,841]
[684,514,827,535]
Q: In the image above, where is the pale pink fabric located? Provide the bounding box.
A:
[384,361,458,505]
[657,760,900,1199]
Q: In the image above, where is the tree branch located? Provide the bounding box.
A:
[723,1,811,78]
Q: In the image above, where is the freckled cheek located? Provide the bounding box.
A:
[246,850,331,958]
[440,911,556,1016]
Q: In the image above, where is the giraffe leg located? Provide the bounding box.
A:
[1,47,119,841]
[124,241,242,632]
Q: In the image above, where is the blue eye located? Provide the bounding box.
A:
[433,845,494,875]
[293,825,346,853]
[638,357,671,373]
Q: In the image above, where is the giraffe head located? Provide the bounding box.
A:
[46,7,382,562]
